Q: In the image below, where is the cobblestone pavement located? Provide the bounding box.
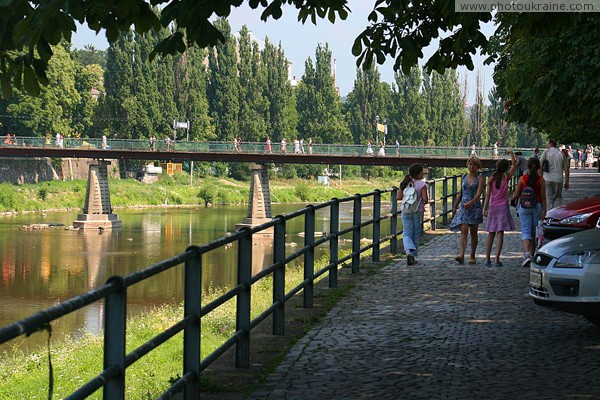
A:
[248,170,600,400]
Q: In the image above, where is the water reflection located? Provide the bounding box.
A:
[0,203,382,354]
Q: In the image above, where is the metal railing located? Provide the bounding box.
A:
[0,170,516,399]
[1,136,534,159]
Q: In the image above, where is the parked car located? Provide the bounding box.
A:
[542,195,600,240]
[530,219,600,324]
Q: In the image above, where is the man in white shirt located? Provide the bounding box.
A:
[540,139,570,209]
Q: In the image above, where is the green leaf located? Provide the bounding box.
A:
[0,75,13,99]
[23,65,40,96]
[351,38,363,56]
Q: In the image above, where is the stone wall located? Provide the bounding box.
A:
[0,158,58,184]
[59,158,120,180]
[0,158,119,184]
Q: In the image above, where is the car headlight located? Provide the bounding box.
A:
[559,213,593,225]
[555,250,598,268]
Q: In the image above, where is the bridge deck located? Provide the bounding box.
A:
[0,139,520,167]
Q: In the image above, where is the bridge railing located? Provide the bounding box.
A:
[2,136,534,159]
[0,170,521,399]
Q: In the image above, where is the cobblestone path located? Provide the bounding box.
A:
[248,170,600,400]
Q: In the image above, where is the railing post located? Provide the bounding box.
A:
[390,188,398,254]
[452,175,458,209]
[372,190,381,262]
[352,195,361,273]
[304,205,315,308]
[104,276,126,400]
[442,178,448,226]
[236,228,252,368]
[430,181,437,230]
[183,246,201,400]
[329,199,339,288]
[273,217,286,336]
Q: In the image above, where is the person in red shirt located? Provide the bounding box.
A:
[511,157,547,268]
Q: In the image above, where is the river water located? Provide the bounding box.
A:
[1,203,383,354]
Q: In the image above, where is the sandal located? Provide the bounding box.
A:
[455,256,464,264]
[483,261,492,267]
[468,259,477,265]
[494,262,503,267]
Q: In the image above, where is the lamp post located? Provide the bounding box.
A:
[383,118,387,146]
[375,115,379,146]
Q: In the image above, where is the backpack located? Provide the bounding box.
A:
[519,178,537,209]
[401,182,420,214]
[542,159,550,172]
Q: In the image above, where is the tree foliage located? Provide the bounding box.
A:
[296,44,348,143]
[1,1,597,143]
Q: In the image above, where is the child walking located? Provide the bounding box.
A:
[510,157,547,268]
[449,156,485,264]
[397,163,429,265]
[483,151,517,267]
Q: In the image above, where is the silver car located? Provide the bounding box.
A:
[529,220,600,324]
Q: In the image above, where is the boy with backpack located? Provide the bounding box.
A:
[510,157,547,268]
[397,163,429,265]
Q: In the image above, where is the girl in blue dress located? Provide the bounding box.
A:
[450,156,484,264]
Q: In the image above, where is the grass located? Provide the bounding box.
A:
[0,250,365,399]
[0,174,401,213]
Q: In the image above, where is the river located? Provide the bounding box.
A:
[0,203,384,354]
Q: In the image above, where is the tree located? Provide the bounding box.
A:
[423,70,465,147]
[392,67,426,146]
[467,73,488,148]
[3,43,80,137]
[2,1,597,143]
[296,44,348,144]
[344,64,388,145]
[173,47,214,141]
[261,39,296,141]
[73,44,106,68]
[0,0,350,97]
[99,32,135,138]
[492,13,600,143]
[207,19,240,141]
[237,26,268,142]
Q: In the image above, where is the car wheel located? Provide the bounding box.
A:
[584,315,600,325]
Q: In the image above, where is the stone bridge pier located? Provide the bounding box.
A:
[236,163,273,235]
[73,160,122,230]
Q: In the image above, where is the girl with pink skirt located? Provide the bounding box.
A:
[483,151,517,267]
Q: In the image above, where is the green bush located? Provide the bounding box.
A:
[294,182,310,201]
[198,183,217,206]
[37,188,47,201]
[0,184,16,210]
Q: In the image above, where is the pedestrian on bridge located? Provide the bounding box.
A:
[398,163,428,266]
[366,140,373,155]
[483,151,517,267]
[308,138,313,154]
[378,142,385,156]
[265,137,272,154]
[281,138,287,154]
[450,156,484,264]
[395,139,400,156]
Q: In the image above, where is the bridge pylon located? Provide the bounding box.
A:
[236,163,273,235]
[73,160,122,230]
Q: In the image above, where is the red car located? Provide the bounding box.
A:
[543,196,600,240]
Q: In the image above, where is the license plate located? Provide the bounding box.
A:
[530,271,542,288]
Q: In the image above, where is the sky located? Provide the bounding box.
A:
[72,1,495,105]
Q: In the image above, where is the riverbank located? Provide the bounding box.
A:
[0,249,382,399]
[0,174,399,214]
